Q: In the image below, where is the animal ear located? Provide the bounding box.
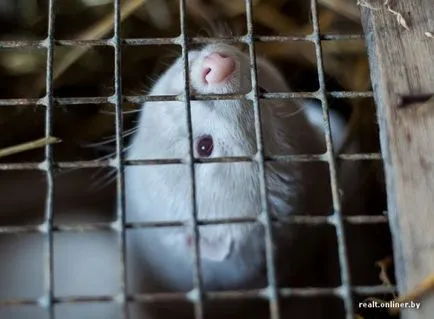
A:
[199,234,233,262]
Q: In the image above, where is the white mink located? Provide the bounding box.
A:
[0,44,359,319]
[124,43,355,318]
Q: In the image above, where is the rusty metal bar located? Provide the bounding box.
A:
[0,214,389,235]
[310,0,354,318]
[0,91,374,106]
[0,284,396,308]
[244,0,281,318]
[39,0,57,317]
[0,33,365,49]
[0,152,382,171]
[111,0,129,318]
[178,1,205,318]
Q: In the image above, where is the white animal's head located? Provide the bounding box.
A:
[125,44,324,263]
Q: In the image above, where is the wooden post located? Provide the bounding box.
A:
[360,1,434,318]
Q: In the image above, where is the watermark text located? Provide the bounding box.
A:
[358,299,421,310]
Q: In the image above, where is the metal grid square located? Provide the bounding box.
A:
[0,0,398,319]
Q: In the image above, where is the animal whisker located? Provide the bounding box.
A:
[88,143,134,192]
[89,168,117,192]
[81,127,139,148]
[275,101,309,119]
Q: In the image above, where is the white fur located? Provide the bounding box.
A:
[303,100,347,151]
[125,44,340,301]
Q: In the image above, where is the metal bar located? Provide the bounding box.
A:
[244,1,280,318]
[0,214,389,235]
[178,1,205,318]
[310,1,354,318]
[0,34,364,49]
[0,153,383,171]
[0,91,374,107]
[111,0,128,318]
[338,154,382,160]
[40,0,57,317]
[0,284,397,307]
[0,34,365,49]
[1,95,370,109]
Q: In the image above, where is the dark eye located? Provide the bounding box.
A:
[196,135,214,157]
[258,86,269,94]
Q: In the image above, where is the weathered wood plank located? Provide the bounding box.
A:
[360,1,434,318]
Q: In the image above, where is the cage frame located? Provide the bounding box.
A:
[1,0,432,318]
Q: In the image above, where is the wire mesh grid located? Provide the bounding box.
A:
[0,0,397,319]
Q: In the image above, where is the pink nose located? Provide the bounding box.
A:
[202,52,236,84]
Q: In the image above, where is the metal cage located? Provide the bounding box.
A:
[0,0,398,319]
